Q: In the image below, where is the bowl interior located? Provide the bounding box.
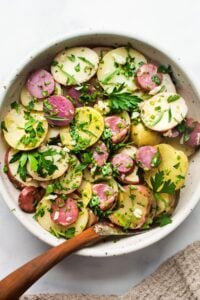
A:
[0,33,200,257]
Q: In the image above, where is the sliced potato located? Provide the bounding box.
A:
[5,148,38,189]
[109,185,152,229]
[60,107,104,150]
[130,121,162,146]
[51,47,99,86]
[20,83,62,111]
[3,106,48,150]
[97,47,147,93]
[77,180,92,207]
[36,196,89,236]
[144,144,188,190]
[140,92,188,132]
[163,137,195,157]
[154,192,177,217]
[27,145,69,181]
[53,155,82,194]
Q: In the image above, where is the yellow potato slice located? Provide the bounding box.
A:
[109,185,152,229]
[97,47,147,93]
[53,155,82,194]
[3,105,48,150]
[77,180,92,207]
[163,137,195,157]
[60,107,104,150]
[144,144,188,190]
[130,122,163,146]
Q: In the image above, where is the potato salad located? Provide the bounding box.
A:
[2,45,200,239]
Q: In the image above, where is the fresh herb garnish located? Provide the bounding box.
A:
[154,214,172,227]
[151,74,161,85]
[106,84,143,113]
[1,121,7,132]
[167,95,180,103]
[150,171,176,194]
[78,56,94,67]
[50,226,75,239]
[10,101,19,111]
[88,195,112,219]
[74,63,80,72]
[3,164,8,173]
[151,150,161,167]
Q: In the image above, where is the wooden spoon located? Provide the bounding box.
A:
[0,223,136,300]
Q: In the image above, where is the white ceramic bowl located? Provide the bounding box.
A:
[1,31,200,257]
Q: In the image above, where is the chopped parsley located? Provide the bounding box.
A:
[10,101,19,111]
[1,121,7,132]
[78,56,94,67]
[154,214,172,227]
[167,95,180,103]
[150,171,176,194]
[106,84,143,113]
[151,74,161,85]
[50,226,75,239]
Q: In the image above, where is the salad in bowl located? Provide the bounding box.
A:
[1,42,200,251]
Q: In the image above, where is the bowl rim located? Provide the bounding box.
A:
[0,29,200,257]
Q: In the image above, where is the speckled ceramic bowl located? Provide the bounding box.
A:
[0,30,200,257]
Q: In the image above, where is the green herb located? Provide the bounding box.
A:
[173,162,180,169]
[51,60,58,66]
[33,204,46,220]
[3,164,8,173]
[151,74,161,85]
[101,69,119,84]
[107,84,143,113]
[150,171,176,194]
[28,154,38,171]
[101,162,113,176]
[45,184,55,195]
[167,95,180,103]
[54,63,76,85]
[27,100,35,110]
[44,81,51,86]
[78,56,94,67]
[151,150,161,167]
[50,227,75,239]
[102,128,113,140]
[29,148,58,178]
[1,121,7,132]
[74,63,80,72]
[10,101,19,111]
[158,65,171,74]
[89,195,112,219]
[68,54,76,62]
[168,108,172,122]
[154,214,172,227]
[9,151,22,163]
[42,90,48,97]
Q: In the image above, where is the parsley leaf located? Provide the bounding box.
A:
[1,121,7,132]
[154,214,172,227]
[167,95,180,103]
[150,171,176,194]
[106,84,143,113]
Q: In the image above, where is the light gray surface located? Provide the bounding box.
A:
[0,0,200,295]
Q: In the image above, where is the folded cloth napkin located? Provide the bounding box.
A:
[21,241,200,300]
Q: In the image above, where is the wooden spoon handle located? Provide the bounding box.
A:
[0,227,101,300]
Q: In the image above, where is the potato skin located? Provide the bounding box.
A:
[130,122,162,147]
[144,144,188,190]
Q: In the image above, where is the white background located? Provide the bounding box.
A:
[0,0,200,296]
